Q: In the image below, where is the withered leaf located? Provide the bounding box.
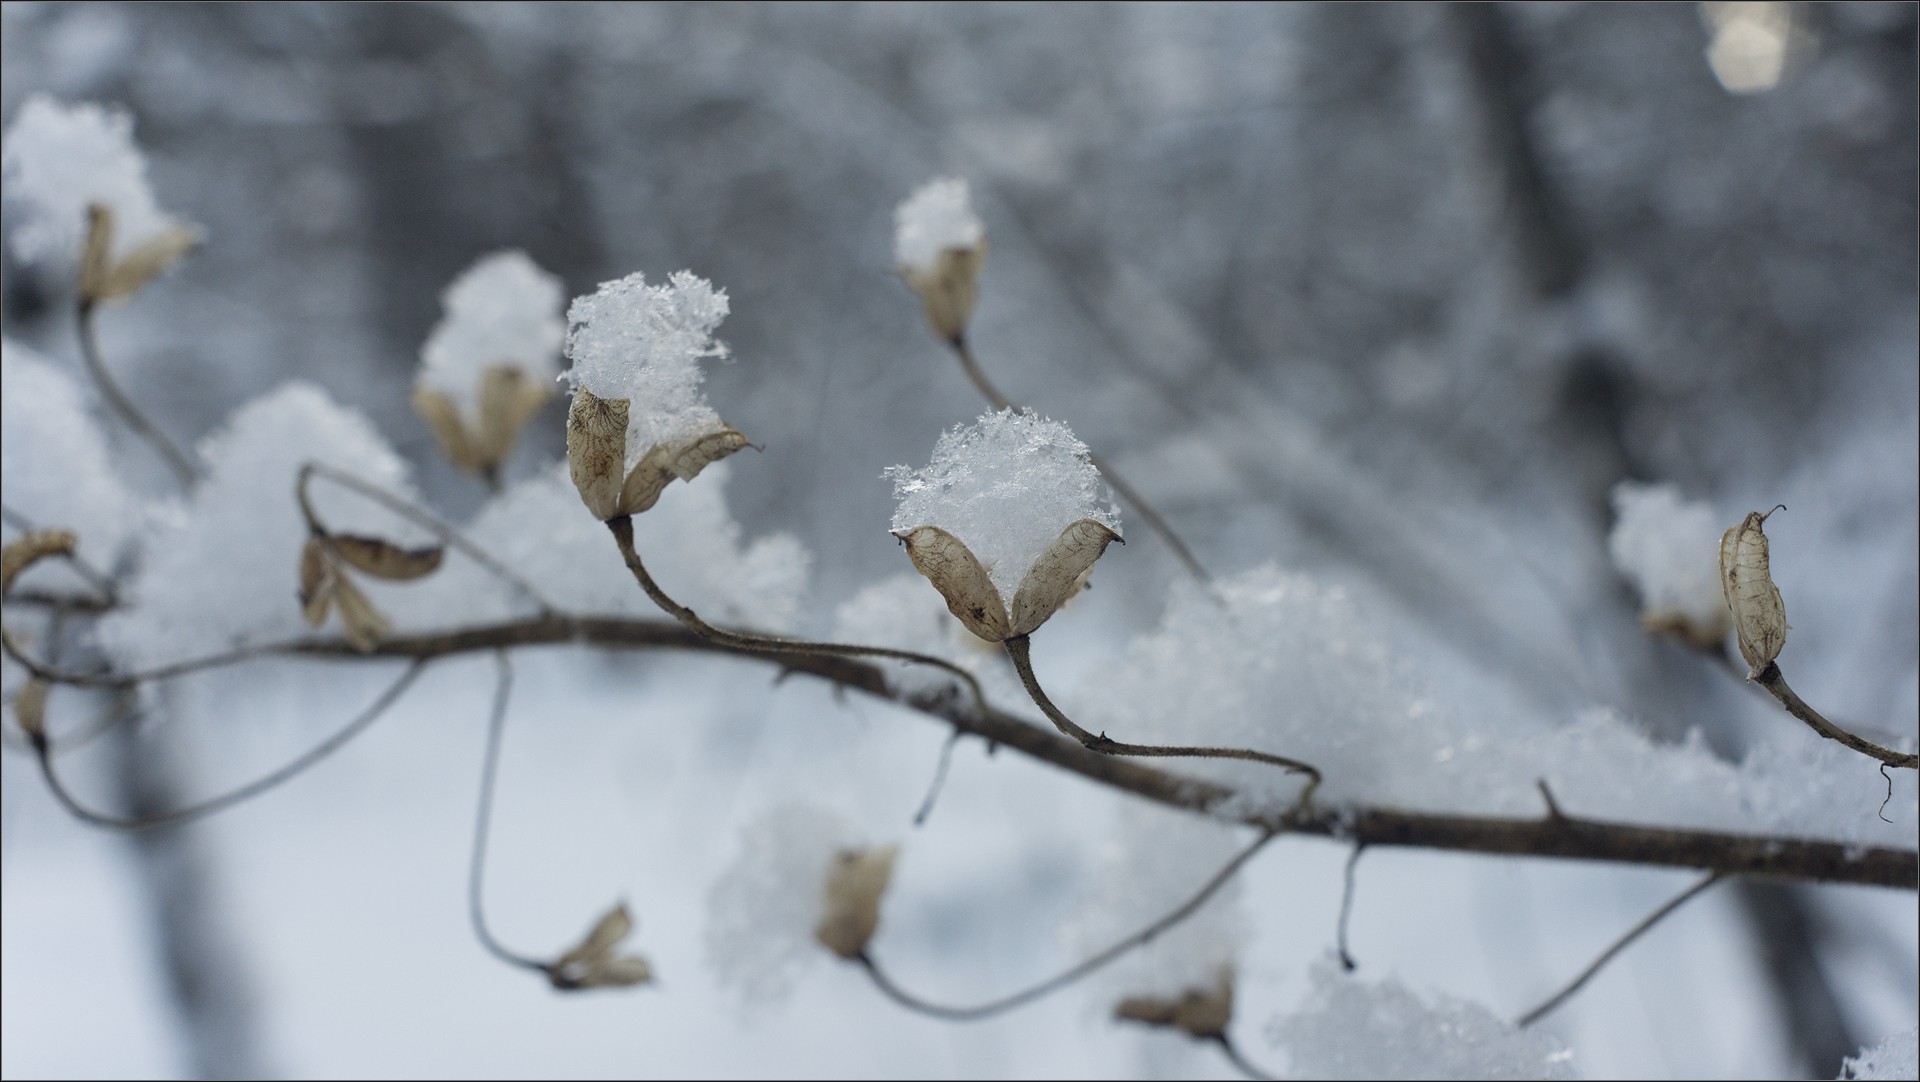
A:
[666,426,751,483]
[617,443,677,516]
[412,387,480,473]
[1,529,79,595]
[896,526,1010,642]
[328,534,444,581]
[1009,519,1121,636]
[330,572,390,653]
[1720,510,1788,677]
[474,365,552,469]
[814,845,899,959]
[298,537,335,626]
[12,678,49,740]
[97,226,199,301]
[566,389,631,521]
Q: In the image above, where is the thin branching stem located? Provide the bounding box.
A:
[856,828,1279,1021]
[1004,633,1321,809]
[950,335,1209,581]
[1210,1034,1276,1082]
[912,728,965,827]
[31,659,426,831]
[2,503,121,603]
[76,300,197,486]
[1753,663,1917,770]
[1515,870,1728,1028]
[606,514,990,715]
[1336,842,1366,970]
[467,650,550,974]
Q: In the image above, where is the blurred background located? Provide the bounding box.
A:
[2,3,1914,1078]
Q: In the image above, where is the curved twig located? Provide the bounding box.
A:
[1753,663,1917,771]
[76,301,197,486]
[1210,1033,1276,1081]
[912,728,965,827]
[467,651,549,974]
[1515,871,1728,1027]
[1336,842,1366,970]
[856,828,1279,1021]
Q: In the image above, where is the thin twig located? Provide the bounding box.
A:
[1210,1034,1276,1082]
[1336,842,1366,970]
[1004,633,1321,809]
[951,336,1209,581]
[75,300,197,486]
[1753,663,1917,770]
[31,659,425,831]
[467,651,549,974]
[913,728,965,827]
[856,828,1280,1021]
[1515,871,1728,1027]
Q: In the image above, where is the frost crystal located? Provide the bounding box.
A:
[1269,962,1574,1081]
[887,408,1120,604]
[705,804,860,1005]
[0,338,134,590]
[563,270,730,466]
[1608,481,1729,646]
[1841,1027,1918,1081]
[1,96,195,267]
[893,177,984,275]
[417,250,565,425]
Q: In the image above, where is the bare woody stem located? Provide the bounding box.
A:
[951,335,1209,582]
[605,514,990,714]
[1209,1035,1276,1082]
[856,828,1280,1021]
[30,659,426,832]
[76,300,197,487]
[1753,662,1917,770]
[1004,632,1322,811]
[1516,870,1728,1027]
[467,651,549,975]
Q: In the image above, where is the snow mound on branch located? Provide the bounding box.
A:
[1841,1027,1918,1081]
[1,95,196,266]
[417,250,566,425]
[1269,962,1575,1080]
[563,270,730,466]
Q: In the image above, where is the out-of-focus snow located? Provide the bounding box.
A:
[416,250,565,426]
[894,177,984,274]
[1,95,196,266]
[562,270,730,466]
[1841,1027,1919,1081]
[1607,481,1729,643]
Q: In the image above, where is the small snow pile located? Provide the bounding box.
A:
[563,270,730,468]
[887,408,1119,604]
[894,177,983,276]
[1607,481,1730,648]
[98,384,420,667]
[1270,962,1575,1080]
[0,338,134,591]
[1841,1027,1918,1081]
[705,803,864,1005]
[1,96,196,267]
[417,250,565,426]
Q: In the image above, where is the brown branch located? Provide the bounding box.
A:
[1754,663,1917,770]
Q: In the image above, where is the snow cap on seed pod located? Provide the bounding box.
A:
[562,271,750,520]
[886,408,1121,642]
[894,177,986,344]
[1719,506,1789,678]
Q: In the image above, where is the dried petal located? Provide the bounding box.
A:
[12,678,49,740]
[412,387,480,473]
[1720,510,1788,677]
[78,204,115,303]
[1,528,78,595]
[328,534,444,581]
[895,526,1010,642]
[554,904,633,972]
[566,388,630,520]
[549,904,654,991]
[330,572,389,653]
[1009,518,1122,636]
[572,955,654,989]
[814,845,899,959]
[617,443,677,516]
[474,365,552,470]
[298,536,335,626]
[665,426,751,483]
[96,226,199,301]
[1114,971,1234,1040]
[901,242,986,343]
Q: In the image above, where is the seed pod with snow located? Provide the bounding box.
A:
[813,845,900,959]
[1607,482,1732,651]
[1719,508,1789,678]
[888,409,1121,641]
[894,178,986,344]
[1114,969,1237,1040]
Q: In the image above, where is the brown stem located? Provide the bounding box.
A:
[1210,1034,1276,1082]
[1516,871,1728,1027]
[1004,633,1321,810]
[466,651,549,975]
[857,829,1279,1021]
[1754,663,1917,770]
[76,300,197,486]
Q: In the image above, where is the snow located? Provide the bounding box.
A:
[893,177,984,274]
[1607,481,1729,644]
[1268,961,1576,1080]
[1841,1027,1919,1081]
[563,270,731,466]
[0,337,134,592]
[887,408,1120,605]
[1,95,195,267]
[416,250,566,427]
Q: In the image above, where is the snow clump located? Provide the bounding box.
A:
[417,250,566,426]
[1,96,196,267]
[1607,481,1730,647]
[563,270,730,469]
[893,176,983,275]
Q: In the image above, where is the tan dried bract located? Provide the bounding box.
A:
[412,387,480,474]
[329,572,390,653]
[1720,509,1788,677]
[12,678,50,740]
[566,388,632,521]
[1010,518,1122,636]
[474,366,552,469]
[549,903,654,991]
[1,529,79,595]
[328,535,445,581]
[1113,970,1235,1040]
[78,203,197,304]
[298,536,336,626]
[895,526,1011,642]
[814,845,900,959]
[902,241,986,344]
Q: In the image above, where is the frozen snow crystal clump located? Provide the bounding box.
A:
[1608,481,1730,648]
[1841,1027,1918,1081]
[888,408,1120,604]
[563,270,730,468]
[894,176,984,275]
[705,803,862,1006]
[0,338,135,591]
[1270,962,1574,1080]
[1,96,196,267]
[417,250,566,425]
[98,383,421,668]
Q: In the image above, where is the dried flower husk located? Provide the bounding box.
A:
[12,678,50,740]
[1720,510,1788,677]
[329,571,390,653]
[1113,970,1235,1040]
[78,203,197,304]
[328,534,444,581]
[895,526,1010,642]
[814,845,900,959]
[550,903,654,991]
[1640,606,1732,653]
[566,388,631,520]
[902,241,986,344]
[1009,518,1122,636]
[298,536,336,626]
[1,528,78,595]
[473,365,552,470]
[412,386,481,473]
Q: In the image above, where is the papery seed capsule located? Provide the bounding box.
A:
[1720,509,1788,677]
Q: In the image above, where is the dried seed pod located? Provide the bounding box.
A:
[329,572,390,653]
[895,526,1010,642]
[566,388,631,521]
[411,386,480,474]
[327,535,445,582]
[1113,970,1235,1040]
[12,678,50,740]
[902,242,986,344]
[617,443,677,516]
[1720,509,1788,677]
[96,226,199,301]
[814,845,900,959]
[550,904,654,991]
[1009,518,1122,636]
[473,365,552,470]
[666,426,752,482]
[297,536,336,626]
[1,528,78,595]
